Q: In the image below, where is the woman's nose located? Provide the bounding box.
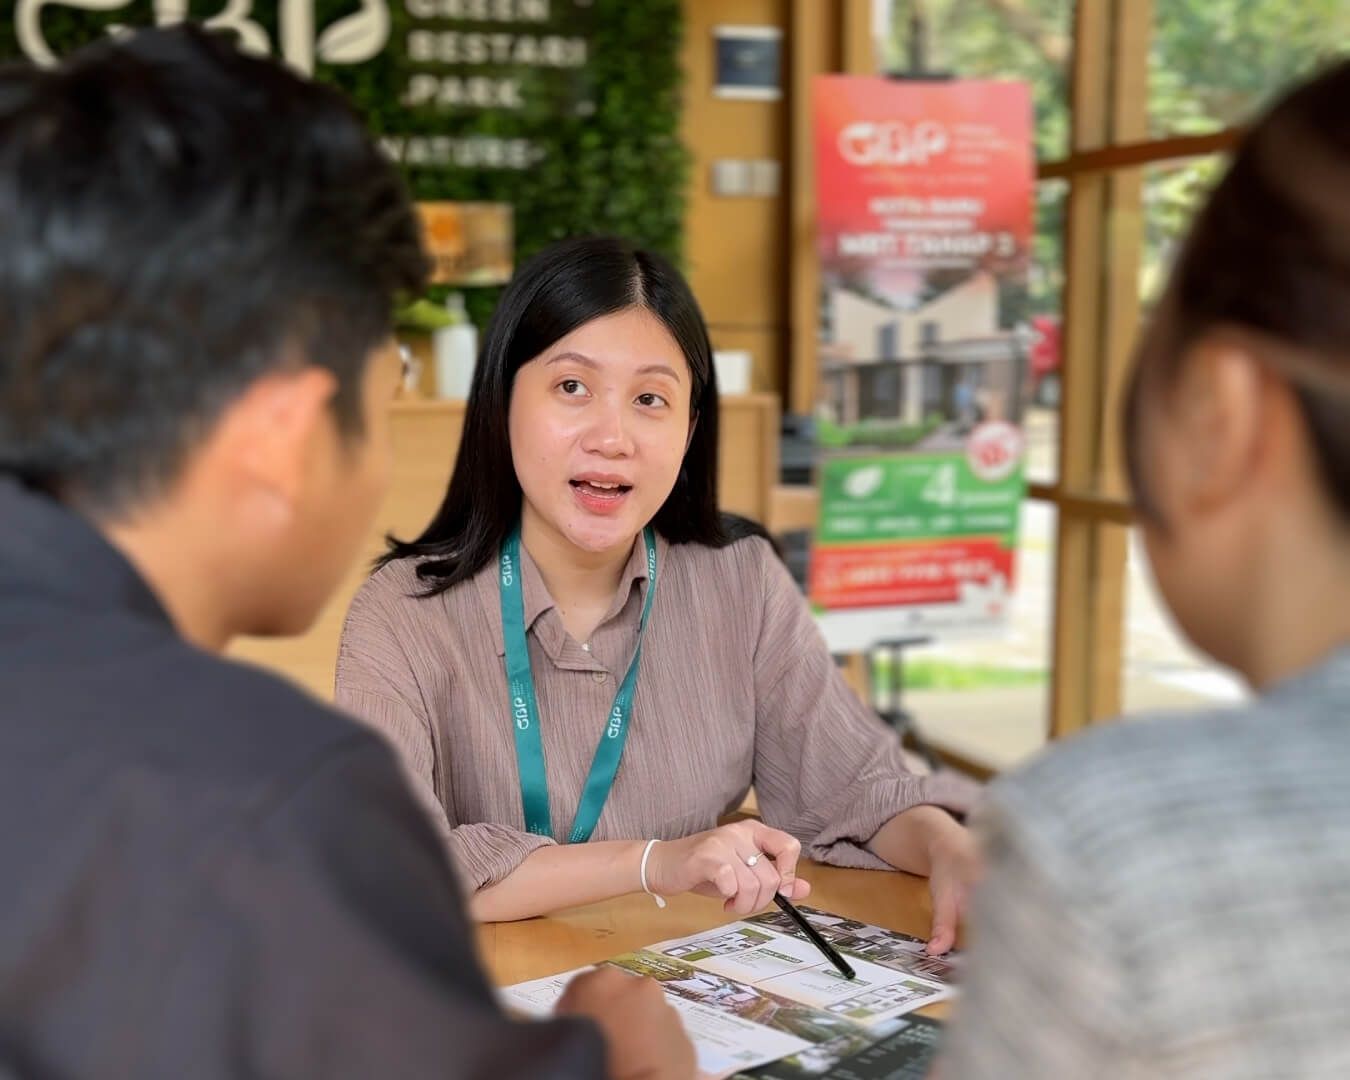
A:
[579,399,636,457]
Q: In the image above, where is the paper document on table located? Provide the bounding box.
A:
[500,906,957,1080]
[503,961,812,1079]
[738,906,962,984]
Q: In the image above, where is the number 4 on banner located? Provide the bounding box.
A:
[921,463,957,507]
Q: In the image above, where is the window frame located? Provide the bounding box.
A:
[791,0,1249,739]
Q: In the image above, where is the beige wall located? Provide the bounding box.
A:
[680,0,789,396]
[831,287,896,361]
[684,0,867,412]
[904,272,1000,354]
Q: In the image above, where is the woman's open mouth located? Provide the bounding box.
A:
[569,476,633,514]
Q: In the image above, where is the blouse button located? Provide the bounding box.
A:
[591,671,607,683]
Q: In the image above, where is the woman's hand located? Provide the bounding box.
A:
[645,820,812,915]
[923,821,981,955]
[866,805,982,955]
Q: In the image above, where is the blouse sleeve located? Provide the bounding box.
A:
[748,541,950,868]
[334,575,556,892]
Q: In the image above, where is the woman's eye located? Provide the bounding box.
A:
[636,392,668,408]
[559,379,588,396]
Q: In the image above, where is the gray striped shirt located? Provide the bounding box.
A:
[335,534,944,891]
[940,646,1350,1078]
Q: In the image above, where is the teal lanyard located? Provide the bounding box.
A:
[499,526,659,843]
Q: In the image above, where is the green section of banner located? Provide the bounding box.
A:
[816,453,1022,546]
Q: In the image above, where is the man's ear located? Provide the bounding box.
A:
[212,367,339,512]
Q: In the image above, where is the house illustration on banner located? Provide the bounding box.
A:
[819,271,1028,432]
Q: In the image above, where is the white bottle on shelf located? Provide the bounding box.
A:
[433,292,477,400]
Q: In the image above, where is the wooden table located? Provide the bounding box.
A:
[476,861,953,1020]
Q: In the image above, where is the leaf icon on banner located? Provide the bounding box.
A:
[317,0,389,65]
[843,465,884,499]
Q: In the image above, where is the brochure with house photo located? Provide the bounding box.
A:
[737,1012,943,1080]
[500,906,956,1080]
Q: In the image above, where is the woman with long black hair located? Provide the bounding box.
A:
[336,236,977,943]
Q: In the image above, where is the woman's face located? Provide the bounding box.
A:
[508,306,694,557]
[1139,400,1218,657]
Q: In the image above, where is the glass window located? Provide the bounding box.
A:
[1121,528,1249,714]
[1149,1,1350,137]
[1139,154,1227,304]
[879,322,900,361]
[873,0,1072,160]
[882,501,1056,774]
[1026,178,1067,485]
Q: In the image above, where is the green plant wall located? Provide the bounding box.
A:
[0,0,688,329]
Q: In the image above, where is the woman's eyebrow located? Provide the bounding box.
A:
[547,352,684,383]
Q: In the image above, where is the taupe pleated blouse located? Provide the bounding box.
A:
[335,534,944,892]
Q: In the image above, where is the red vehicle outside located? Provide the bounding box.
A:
[1029,313,1061,407]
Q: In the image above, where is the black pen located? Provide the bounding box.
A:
[772,893,857,981]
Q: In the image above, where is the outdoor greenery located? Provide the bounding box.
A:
[817,414,945,449]
[871,654,1047,695]
[880,0,1349,319]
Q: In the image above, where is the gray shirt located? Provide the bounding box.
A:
[335,534,948,891]
[940,647,1350,1078]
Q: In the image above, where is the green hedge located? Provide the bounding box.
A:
[817,415,945,449]
[0,1,687,330]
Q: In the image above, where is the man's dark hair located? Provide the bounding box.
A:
[0,25,428,515]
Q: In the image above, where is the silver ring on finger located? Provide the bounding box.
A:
[743,851,761,867]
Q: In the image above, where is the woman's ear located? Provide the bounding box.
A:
[1173,336,1265,517]
[685,412,698,455]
